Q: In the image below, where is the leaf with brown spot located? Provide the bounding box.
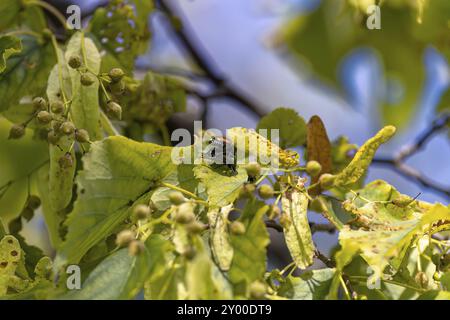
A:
[0,235,22,296]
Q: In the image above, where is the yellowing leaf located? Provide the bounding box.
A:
[281,181,315,269]
[334,126,396,187]
[336,181,450,282]
[0,235,22,296]
[227,127,299,169]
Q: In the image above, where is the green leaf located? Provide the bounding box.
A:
[144,261,186,300]
[208,205,234,271]
[281,182,315,269]
[229,199,270,286]
[278,268,336,300]
[18,5,47,33]
[89,0,153,72]
[47,134,75,212]
[65,32,102,141]
[0,118,48,222]
[0,1,46,33]
[1,103,37,128]
[36,164,64,248]
[121,72,187,130]
[150,164,200,212]
[65,235,171,300]
[46,50,76,213]
[142,237,179,300]
[57,137,186,265]
[194,166,247,207]
[0,220,5,238]
[0,36,22,73]
[256,107,306,149]
[0,36,55,112]
[334,126,396,187]
[331,136,358,174]
[185,236,233,299]
[147,230,233,300]
[441,272,450,291]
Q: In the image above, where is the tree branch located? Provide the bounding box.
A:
[310,222,337,234]
[372,112,450,199]
[265,220,337,234]
[265,220,283,232]
[154,0,265,118]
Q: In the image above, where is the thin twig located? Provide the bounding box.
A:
[314,249,335,268]
[265,220,283,232]
[154,0,265,118]
[372,112,450,199]
[310,222,337,234]
[265,220,336,234]
[396,113,449,163]
[145,65,209,82]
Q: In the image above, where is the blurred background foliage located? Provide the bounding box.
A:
[279,0,450,128]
